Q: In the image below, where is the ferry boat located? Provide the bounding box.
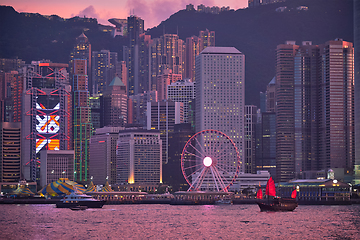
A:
[56,191,106,208]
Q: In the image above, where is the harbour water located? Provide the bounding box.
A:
[1,204,359,239]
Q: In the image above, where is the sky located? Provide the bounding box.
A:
[0,0,248,29]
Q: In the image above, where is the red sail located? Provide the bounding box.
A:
[265,177,276,196]
[291,189,297,198]
[256,189,263,199]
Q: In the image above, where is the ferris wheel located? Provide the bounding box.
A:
[180,129,241,192]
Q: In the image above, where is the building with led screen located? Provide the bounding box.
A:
[22,61,71,182]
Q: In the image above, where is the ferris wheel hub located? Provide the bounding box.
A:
[203,156,213,167]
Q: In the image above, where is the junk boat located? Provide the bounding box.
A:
[256,177,298,212]
[56,191,106,208]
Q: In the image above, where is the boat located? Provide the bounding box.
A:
[56,191,106,208]
[256,177,298,212]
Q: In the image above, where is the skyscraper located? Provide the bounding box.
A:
[157,69,182,101]
[184,36,200,82]
[90,126,124,185]
[275,41,299,182]
[167,79,195,123]
[0,122,21,182]
[91,50,118,95]
[70,33,91,83]
[275,40,354,182]
[198,29,215,52]
[125,15,144,96]
[102,76,127,127]
[117,129,162,185]
[244,105,257,173]
[22,61,71,182]
[147,100,184,164]
[318,39,354,172]
[354,0,360,185]
[72,59,93,183]
[151,34,185,89]
[195,46,245,172]
[185,30,215,82]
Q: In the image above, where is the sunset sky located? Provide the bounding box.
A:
[1,0,248,29]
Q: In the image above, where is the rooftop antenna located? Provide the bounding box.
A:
[177,25,179,36]
[163,24,165,36]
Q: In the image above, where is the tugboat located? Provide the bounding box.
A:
[256,177,298,212]
[56,191,106,208]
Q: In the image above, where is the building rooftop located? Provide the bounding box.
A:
[201,46,242,55]
[109,76,125,87]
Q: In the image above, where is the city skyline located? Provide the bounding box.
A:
[1,0,248,29]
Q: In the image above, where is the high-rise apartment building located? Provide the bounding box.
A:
[116,129,162,184]
[245,105,257,174]
[90,127,124,185]
[22,61,71,182]
[0,70,23,123]
[128,91,157,127]
[185,30,215,82]
[354,0,360,185]
[198,29,215,52]
[275,40,354,182]
[102,76,127,127]
[91,50,118,95]
[147,100,183,164]
[151,34,185,89]
[72,59,93,183]
[195,46,245,173]
[0,122,21,182]
[124,15,144,96]
[184,36,200,82]
[167,79,195,123]
[157,69,182,101]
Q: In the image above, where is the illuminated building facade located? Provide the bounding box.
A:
[90,127,124,185]
[39,150,75,187]
[318,40,354,172]
[244,105,257,174]
[128,91,157,127]
[157,69,182,101]
[185,30,215,82]
[354,0,360,184]
[22,62,71,182]
[91,50,118,95]
[198,29,215,52]
[195,46,245,172]
[72,59,93,183]
[124,15,145,96]
[103,76,127,127]
[167,79,195,123]
[70,33,91,80]
[0,70,23,123]
[275,40,354,182]
[184,36,200,82]
[151,34,185,90]
[0,122,21,182]
[166,123,194,191]
[147,100,184,164]
[116,129,162,184]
